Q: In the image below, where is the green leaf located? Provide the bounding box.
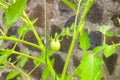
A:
[93,46,104,55]
[4,0,27,29]
[47,48,54,57]
[106,32,114,37]
[60,27,71,37]
[117,17,120,24]
[18,24,30,37]
[61,0,76,11]
[9,35,17,39]
[0,51,10,64]
[79,31,90,51]
[117,29,120,36]
[19,56,28,68]
[6,70,20,80]
[17,76,22,80]
[42,66,50,80]
[33,54,43,66]
[18,19,37,37]
[97,25,113,35]
[74,66,81,77]
[15,55,23,65]
[82,0,89,8]
[79,53,103,80]
[0,65,7,70]
[42,59,54,80]
[104,44,115,57]
[70,23,75,30]
[0,54,8,64]
[19,49,29,68]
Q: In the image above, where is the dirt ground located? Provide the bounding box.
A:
[0,0,120,80]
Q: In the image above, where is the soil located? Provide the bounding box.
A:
[0,0,120,80]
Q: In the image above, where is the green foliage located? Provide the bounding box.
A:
[61,0,77,11]
[0,40,3,46]
[0,0,8,9]
[33,54,43,66]
[17,76,22,80]
[117,17,120,24]
[19,57,28,68]
[33,48,53,66]
[0,0,119,80]
[4,0,27,30]
[6,70,20,80]
[18,24,30,38]
[106,32,114,37]
[117,18,120,36]
[9,35,17,39]
[93,46,104,55]
[79,31,90,51]
[97,25,113,35]
[0,65,7,70]
[82,0,89,8]
[18,19,37,38]
[42,66,51,80]
[104,44,115,57]
[60,27,72,37]
[79,53,103,80]
[42,59,54,80]
[117,29,120,36]
[0,51,11,65]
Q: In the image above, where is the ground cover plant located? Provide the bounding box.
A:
[0,0,120,80]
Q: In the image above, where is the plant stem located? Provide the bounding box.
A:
[47,57,55,77]
[44,0,59,79]
[8,62,30,80]
[61,0,76,11]
[0,36,41,50]
[44,0,47,63]
[67,66,80,80]
[0,1,8,9]
[0,29,5,35]
[113,43,120,47]
[12,51,45,64]
[103,34,106,45]
[61,0,94,79]
[28,65,38,75]
[46,57,60,80]
[61,0,81,79]
[22,11,45,52]
[0,49,45,63]
[61,35,77,80]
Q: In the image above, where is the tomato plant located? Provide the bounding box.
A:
[0,0,119,80]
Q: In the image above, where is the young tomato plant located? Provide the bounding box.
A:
[0,0,119,80]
